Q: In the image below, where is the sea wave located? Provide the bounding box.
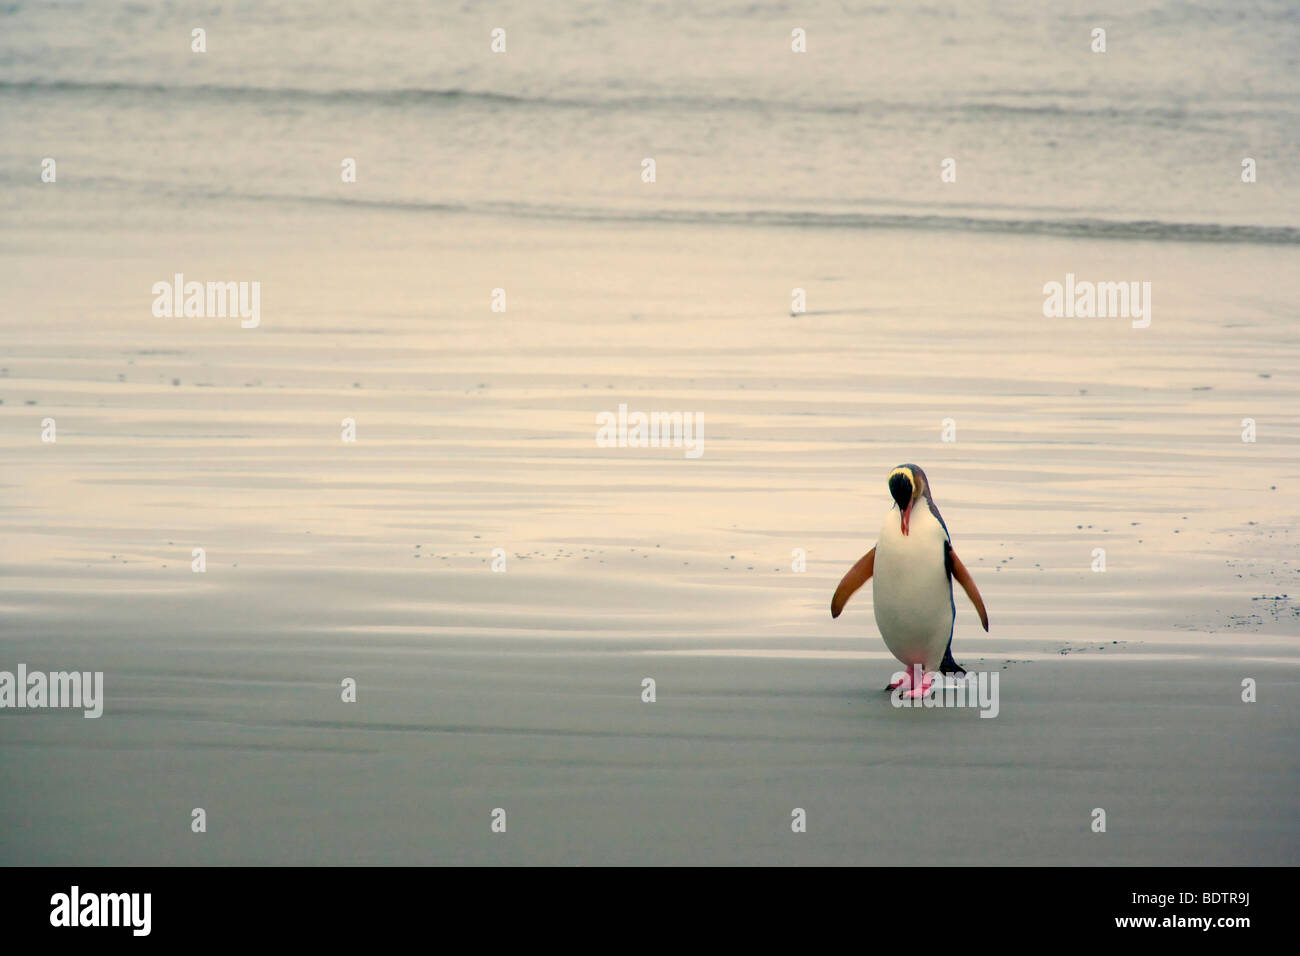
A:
[61,178,1300,245]
[1,77,1293,124]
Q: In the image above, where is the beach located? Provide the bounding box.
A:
[1,0,1298,865]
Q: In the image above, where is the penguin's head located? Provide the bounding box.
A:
[887,464,927,535]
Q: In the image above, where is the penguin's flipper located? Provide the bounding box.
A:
[946,546,989,631]
[830,547,875,618]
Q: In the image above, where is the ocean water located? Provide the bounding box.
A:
[1,1,1298,865]
[3,0,1300,235]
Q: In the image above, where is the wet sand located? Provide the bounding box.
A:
[1,208,1298,864]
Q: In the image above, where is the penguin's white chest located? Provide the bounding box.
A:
[871,504,954,670]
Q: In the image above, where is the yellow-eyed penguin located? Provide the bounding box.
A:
[830,464,988,696]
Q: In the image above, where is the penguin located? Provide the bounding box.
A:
[830,464,988,695]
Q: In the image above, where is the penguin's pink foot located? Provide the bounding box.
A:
[903,673,935,699]
[885,669,914,692]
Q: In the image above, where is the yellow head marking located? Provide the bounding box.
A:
[887,465,925,502]
[888,466,915,488]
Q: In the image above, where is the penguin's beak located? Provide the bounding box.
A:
[900,501,912,536]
